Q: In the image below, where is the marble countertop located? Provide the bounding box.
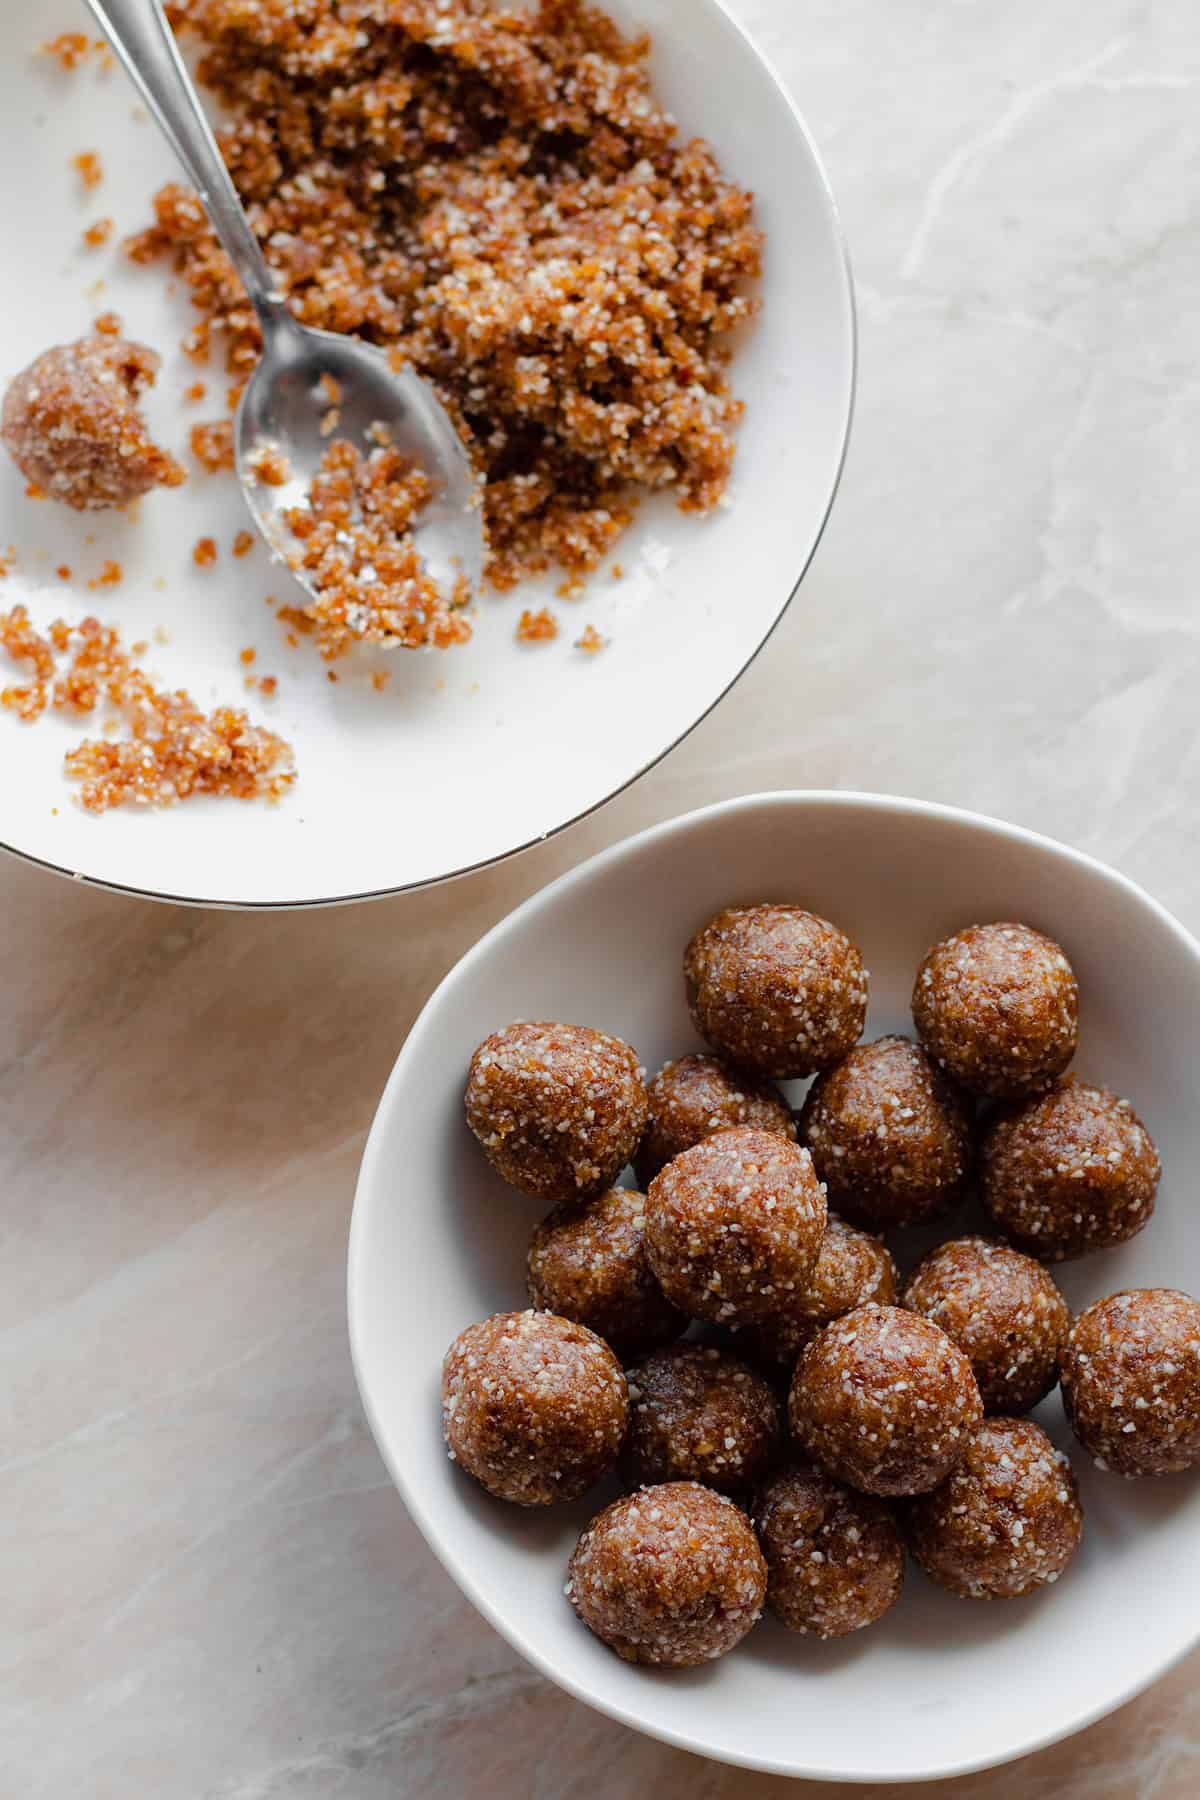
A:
[7,1,1200,1794]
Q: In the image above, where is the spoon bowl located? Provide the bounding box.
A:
[236,310,484,602]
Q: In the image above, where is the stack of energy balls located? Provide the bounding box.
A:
[444,904,1199,1669]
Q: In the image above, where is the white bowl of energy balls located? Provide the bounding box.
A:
[349,791,1200,1783]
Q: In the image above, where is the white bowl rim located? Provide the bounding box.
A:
[348,789,1200,1783]
[0,0,856,914]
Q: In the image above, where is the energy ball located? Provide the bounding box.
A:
[567,1482,766,1666]
[980,1080,1160,1262]
[441,1310,627,1506]
[755,1466,905,1637]
[738,1215,898,1374]
[906,1417,1083,1599]
[1,334,186,509]
[912,922,1079,1100]
[1060,1289,1200,1477]
[527,1186,686,1359]
[684,904,868,1080]
[902,1236,1070,1415]
[790,1304,983,1497]
[636,1053,795,1185]
[623,1344,781,1494]
[799,1036,973,1232]
[645,1125,827,1326]
[465,1022,648,1204]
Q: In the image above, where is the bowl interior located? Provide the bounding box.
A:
[350,792,1200,1783]
[0,1,851,904]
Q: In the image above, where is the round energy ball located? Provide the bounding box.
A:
[790,1304,983,1497]
[465,1021,648,1204]
[755,1466,905,1638]
[906,1417,1083,1599]
[623,1344,781,1494]
[912,922,1079,1100]
[441,1310,628,1505]
[799,1036,973,1231]
[737,1214,898,1373]
[645,1125,827,1326]
[684,904,868,1080]
[1060,1289,1200,1477]
[902,1236,1070,1415]
[567,1482,767,1666]
[526,1186,686,1359]
[980,1080,1160,1262]
[636,1053,795,1185]
[1,334,186,509]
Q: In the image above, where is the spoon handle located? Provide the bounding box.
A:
[85,0,288,327]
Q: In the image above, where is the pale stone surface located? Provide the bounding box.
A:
[5,1,1200,1794]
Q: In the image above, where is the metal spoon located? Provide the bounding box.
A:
[86,0,483,612]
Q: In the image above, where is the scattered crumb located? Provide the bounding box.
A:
[611,564,624,580]
[190,420,234,473]
[86,560,122,591]
[92,311,121,337]
[232,529,255,557]
[317,374,342,407]
[193,536,218,568]
[226,381,245,414]
[0,547,15,578]
[25,483,46,501]
[0,604,294,809]
[239,646,256,665]
[320,406,340,438]
[72,151,103,191]
[326,669,338,683]
[371,670,390,692]
[575,624,607,655]
[82,218,114,250]
[184,381,207,404]
[40,31,92,69]
[516,607,558,644]
[56,565,71,581]
[248,444,290,487]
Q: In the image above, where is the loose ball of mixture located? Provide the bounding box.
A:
[645,1125,827,1326]
[1,334,186,509]
[902,1236,1070,1415]
[635,1053,795,1185]
[527,1186,686,1359]
[738,1214,898,1373]
[790,1305,983,1497]
[755,1465,905,1638]
[980,1080,1160,1262]
[912,922,1079,1100]
[906,1417,1083,1599]
[465,1022,648,1204]
[623,1344,781,1494]
[799,1036,973,1231]
[567,1482,767,1666]
[684,904,868,1080]
[1060,1289,1200,1476]
[441,1310,628,1506]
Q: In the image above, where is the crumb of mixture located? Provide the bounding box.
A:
[86,560,122,590]
[232,528,254,557]
[1,336,185,511]
[0,547,15,577]
[193,535,218,567]
[127,0,761,596]
[92,310,122,337]
[517,607,558,644]
[185,381,207,403]
[576,624,607,654]
[247,444,290,487]
[73,151,103,190]
[82,218,114,250]
[56,564,72,580]
[282,438,472,659]
[0,604,294,809]
[239,646,256,665]
[190,419,233,472]
[371,670,390,692]
[41,31,92,69]
[611,564,624,580]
